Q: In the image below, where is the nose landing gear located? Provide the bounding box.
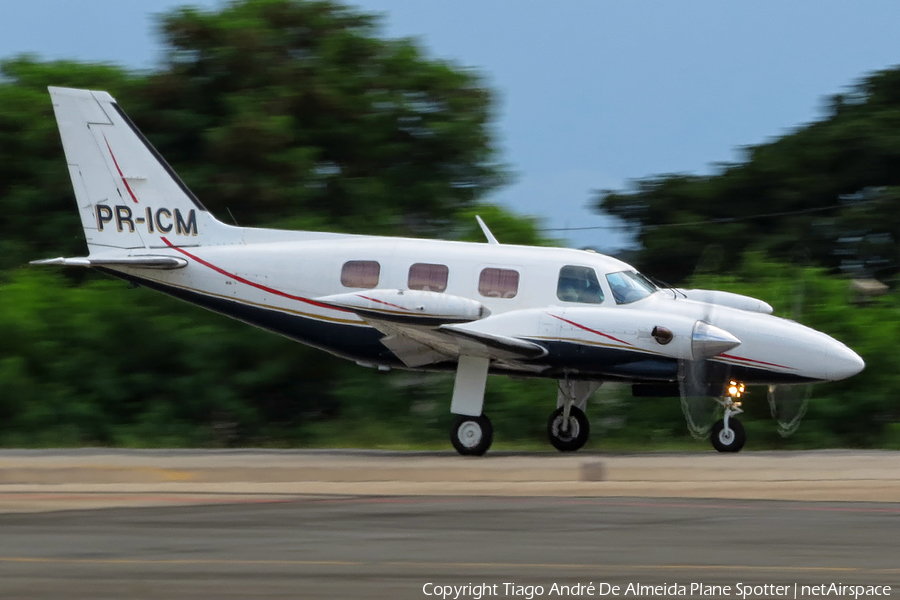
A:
[711,381,746,453]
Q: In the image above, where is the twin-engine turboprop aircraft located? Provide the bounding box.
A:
[33,87,865,455]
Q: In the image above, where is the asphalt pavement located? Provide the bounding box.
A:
[0,450,898,599]
[0,496,898,599]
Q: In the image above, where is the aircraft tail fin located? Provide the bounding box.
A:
[48,86,239,253]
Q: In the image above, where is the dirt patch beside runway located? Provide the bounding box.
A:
[0,449,898,511]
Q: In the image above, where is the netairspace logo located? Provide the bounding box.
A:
[421,582,892,599]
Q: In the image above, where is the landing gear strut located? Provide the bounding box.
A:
[449,355,492,456]
[711,381,746,453]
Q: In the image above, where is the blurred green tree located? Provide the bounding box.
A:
[0,0,547,446]
[595,67,900,283]
[0,0,536,272]
[0,58,137,271]
[143,0,509,233]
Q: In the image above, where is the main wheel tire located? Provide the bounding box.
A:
[450,414,493,456]
[547,406,590,452]
[711,418,746,453]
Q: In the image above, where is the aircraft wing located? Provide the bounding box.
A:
[438,325,548,360]
[368,320,547,368]
[315,288,547,367]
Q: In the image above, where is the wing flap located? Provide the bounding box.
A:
[378,333,451,368]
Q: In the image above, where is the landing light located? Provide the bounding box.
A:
[727,380,745,398]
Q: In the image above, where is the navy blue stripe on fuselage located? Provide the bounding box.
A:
[528,338,818,385]
[532,339,678,381]
[95,267,407,367]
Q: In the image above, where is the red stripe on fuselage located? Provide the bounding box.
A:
[549,314,634,346]
[103,135,140,204]
[358,295,411,312]
[717,353,793,370]
[161,238,349,312]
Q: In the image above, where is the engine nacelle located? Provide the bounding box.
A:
[677,289,773,314]
[455,306,741,362]
[317,289,490,325]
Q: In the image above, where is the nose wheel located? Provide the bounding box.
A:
[711,417,745,452]
[711,389,746,452]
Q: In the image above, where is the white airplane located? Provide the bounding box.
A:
[33,87,865,455]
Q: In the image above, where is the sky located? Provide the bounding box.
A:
[2,1,900,250]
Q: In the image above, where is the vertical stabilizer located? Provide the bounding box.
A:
[48,86,239,253]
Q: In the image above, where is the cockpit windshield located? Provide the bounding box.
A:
[605,271,657,304]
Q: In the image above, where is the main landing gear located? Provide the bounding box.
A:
[710,381,747,453]
[447,355,602,456]
[547,406,589,452]
[448,355,494,456]
[546,379,599,452]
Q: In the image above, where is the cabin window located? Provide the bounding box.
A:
[557,265,604,304]
[341,260,381,288]
[606,270,656,304]
[408,263,449,292]
[478,268,519,298]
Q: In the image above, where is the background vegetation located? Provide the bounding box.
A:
[1,0,898,449]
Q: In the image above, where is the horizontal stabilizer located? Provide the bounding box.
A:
[30,255,188,270]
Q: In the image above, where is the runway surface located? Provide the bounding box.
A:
[0,496,898,599]
[1,450,898,598]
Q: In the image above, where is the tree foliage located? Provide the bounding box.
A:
[144,0,509,233]
[0,0,529,273]
[0,0,548,447]
[596,67,900,283]
[0,59,136,271]
[0,0,896,448]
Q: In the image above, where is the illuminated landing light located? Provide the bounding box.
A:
[727,380,745,398]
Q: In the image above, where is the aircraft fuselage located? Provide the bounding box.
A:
[99,233,863,387]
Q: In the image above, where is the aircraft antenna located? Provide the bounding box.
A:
[475,215,500,245]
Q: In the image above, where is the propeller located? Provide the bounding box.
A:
[767,383,811,437]
[678,360,716,439]
[677,245,735,439]
[677,245,816,441]
[766,251,813,437]
[677,322,736,439]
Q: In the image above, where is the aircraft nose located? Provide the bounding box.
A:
[829,344,865,381]
[733,316,865,383]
